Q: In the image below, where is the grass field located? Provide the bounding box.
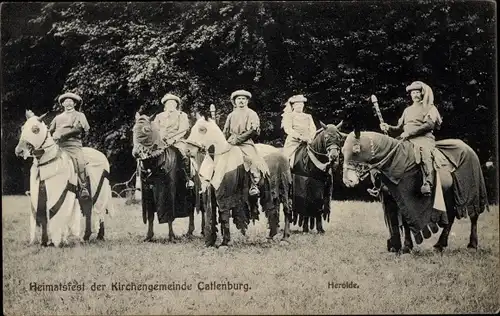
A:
[3,195,499,315]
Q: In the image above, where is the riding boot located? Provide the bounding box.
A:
[420,148,434,196]
[79,171,90,199]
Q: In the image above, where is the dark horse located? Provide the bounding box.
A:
[132,113,204,242]
[341,129,489,253]
[289,121,344,233]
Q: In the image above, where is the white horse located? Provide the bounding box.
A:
[15,110,114,247]
[187,113,292,247]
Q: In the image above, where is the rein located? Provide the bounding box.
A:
[31,130,60,167]
[306,130,337,171]
[347,137,404,181]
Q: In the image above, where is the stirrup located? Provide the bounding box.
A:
[367,187,380,197]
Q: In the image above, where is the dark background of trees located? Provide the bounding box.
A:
[1,1,497,202]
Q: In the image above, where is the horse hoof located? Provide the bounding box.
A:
[317,229,325,234]
[280,239,290,246]
[433,243,444,252]
[96,236,105,241]
[144,237,154,242]
[183,233,194,240]
[402,246,412,254]
[467,243,478,250]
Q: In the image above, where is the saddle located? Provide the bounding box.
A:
[432,148,456,173]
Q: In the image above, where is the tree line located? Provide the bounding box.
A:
[1,1,497,201]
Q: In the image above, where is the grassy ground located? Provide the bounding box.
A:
[3,195,499,315]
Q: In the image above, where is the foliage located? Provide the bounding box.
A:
[2,1,497,196]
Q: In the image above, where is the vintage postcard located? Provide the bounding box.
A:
[2,1,498,315]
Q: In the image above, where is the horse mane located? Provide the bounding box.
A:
[344,131,402,165]
[366,132,398,163]
[310,129,326,153]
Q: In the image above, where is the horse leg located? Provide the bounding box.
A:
[282,199,291,240]
[467,213,479,249]
[41,220,49,247]
[434,213,455,252]
[82,199,92,241]
[220,209,231,247]
[96,221,105,241]
[267,205,279,239]
[381,192,402,253]
[316,215,325,234]
[29,211,37,245]
[302,216,310,233]
[434,193,456,251]
[402,220,413,254]
[204,190,217,247]
[144,210,154,242]
[201,210,206,237]
[186,212,195,237]
[168,220,178,242]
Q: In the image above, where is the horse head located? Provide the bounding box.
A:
[15,110,51,160]
[341,129,384,188]
[132,112,163,159]
[187,111,226,152]
[317,120,348,168]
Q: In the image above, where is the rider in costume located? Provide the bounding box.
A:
[380,81,443,196]
[153,93,194,188]
[49,92,90,199]
[223,89,270,196]
[281,94,317,167]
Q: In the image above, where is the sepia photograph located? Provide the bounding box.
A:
[2,1,498,315]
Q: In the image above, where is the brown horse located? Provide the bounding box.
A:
[341,130,489,253]
[132,113,205,242]
[288,122,344,233]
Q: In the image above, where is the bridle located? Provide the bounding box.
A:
[23,125,56,164]
[344,135,403,181]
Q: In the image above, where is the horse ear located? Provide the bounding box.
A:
[195,111,202,120]
[319,121,327,129]
[135,112,140,121]
[149,112,157,121]
[37,111,49,122]
[335,120,343,130]
[26,110,35,119]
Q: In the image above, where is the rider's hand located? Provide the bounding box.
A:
[52,132,61,142]
[227,135,237,145]
[399,131,409,140]
[164,138,174,146]
[132,148,140,159]
[380,123,390,133]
